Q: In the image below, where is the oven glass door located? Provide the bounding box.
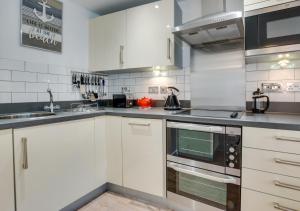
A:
[259,6,300,48]
[167,162,241,211]
[167,122,226,168]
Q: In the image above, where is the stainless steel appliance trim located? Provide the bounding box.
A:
[245,1,300,17]
[167,122,225,134]
[167,161,240,185]
[246,44,300,57]
[273,202,298,211]
[225,167,241,177]
[167,191,224,211]
[22,137,28,170]
[275,136,300,143]
[274,158,300,167]
[226,127,241,136]
[167,155,226,174]
[274,180,300,191]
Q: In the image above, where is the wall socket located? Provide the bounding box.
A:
[160,86,168,94]
[148,86,159,94]
[287,82,300,92]
[261,83,282,92]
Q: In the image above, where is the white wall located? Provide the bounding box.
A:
[0,0,97,69]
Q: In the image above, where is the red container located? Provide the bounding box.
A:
[137,97,153,108]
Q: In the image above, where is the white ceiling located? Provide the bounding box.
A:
[72,0,158,14]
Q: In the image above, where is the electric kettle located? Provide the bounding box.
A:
[252,88,270,113]
[164,87,182,110]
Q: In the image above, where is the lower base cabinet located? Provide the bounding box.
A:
[14,119,97,211]
[122,118,165,197]
[242,188,300,211]
[0,129,15,211]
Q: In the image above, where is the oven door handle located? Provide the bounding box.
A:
[167,122,225,134]
[168,162,239,185]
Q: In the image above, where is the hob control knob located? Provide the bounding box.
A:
[229,147,235,153]
[229,154,235,160]
[229,162,235,168]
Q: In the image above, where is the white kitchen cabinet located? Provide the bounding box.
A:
[125,0,175,69]
[94,117,107,186]
[89,11,126,71]
[244,0,297,11]
[106,116,123,186]
[89,0,182,72]
[242,188,300,211]
[122,118,165,197]
[0,129,15,211]
[14,119,96,211]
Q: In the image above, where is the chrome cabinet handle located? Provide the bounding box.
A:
[22,138,28,170]
[167,38,171,60]
[167,162,239,185]
[119,45,124,65]
[128,122,151,127]
[274,158,300,167]
[274,180,300,191]
[273,202,298,211]
[275,136,300,143]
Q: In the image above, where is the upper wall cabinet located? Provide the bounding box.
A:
[244,0,297,11]
[89,11,126,71]
[89,0,182,72]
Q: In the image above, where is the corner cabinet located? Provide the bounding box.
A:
[89,0,182,72]
[122,118,165,197]
[0,129,15,211]
[14,119,97,211]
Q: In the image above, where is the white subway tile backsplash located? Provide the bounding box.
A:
[246,64,257,71]
[0,59,24,71]
[0,93,11,103]
[12,93,37,103]
[246,82,258,92]
[269,69,294,80]
[58,75,72,84]
[269,92,294,102]
[37,73,59,83]
[12,71,37,82]
[37,92,59,102]
[0,81,25,92]
[176,76,185,84]
[49,65,68,75]
[49,83,72,93]
[25,62,48,73]
[246,71,269,81]
[294,69,300,79]
[26,82,48,93]
[0,70,11,81]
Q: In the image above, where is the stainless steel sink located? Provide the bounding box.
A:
[0,112,56,120]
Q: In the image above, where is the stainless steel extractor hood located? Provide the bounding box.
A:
[173,11,244,49]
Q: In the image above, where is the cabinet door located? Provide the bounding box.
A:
[122,118,165,197]
[106,116,123,186]
[125,0,174,69]
[89,11,126,71]
[14,119,96,211]
[94,117,107,186]
[0,129,14,211]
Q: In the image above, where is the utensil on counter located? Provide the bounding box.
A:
[137,97,153,108]
[164,87,182,111]
[252,88,270,113]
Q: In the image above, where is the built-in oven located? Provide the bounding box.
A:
[245,1,300,56]
[166,121,241,211]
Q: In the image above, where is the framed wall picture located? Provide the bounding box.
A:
[21,0,63,53]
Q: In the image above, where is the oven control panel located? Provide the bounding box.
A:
[225,127,242,176]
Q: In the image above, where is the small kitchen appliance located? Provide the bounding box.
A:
[164,87,182,111]
[113,94,134,108]
[166,121,242,211]
[252,88,270,113]
[137,97,153,108]
[245,1,300,57]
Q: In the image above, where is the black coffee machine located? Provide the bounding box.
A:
[164,87,182,110]
[252,88,270,113]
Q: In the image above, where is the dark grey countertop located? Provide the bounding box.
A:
[1,107,300,131]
